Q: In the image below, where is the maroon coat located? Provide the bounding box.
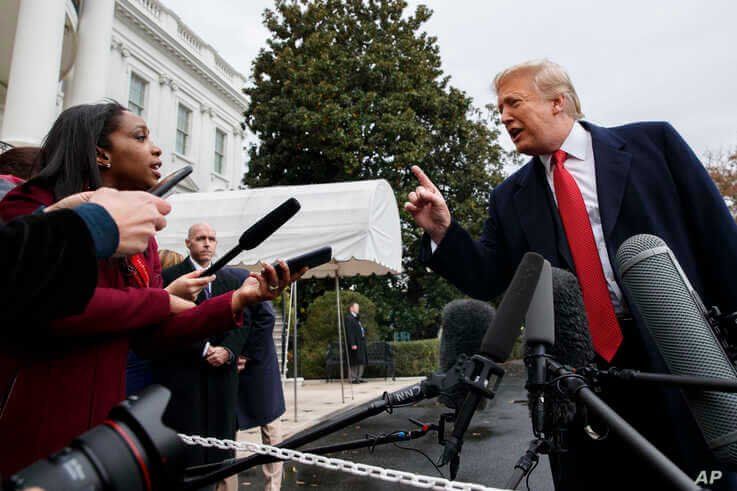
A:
[0,184,243,475]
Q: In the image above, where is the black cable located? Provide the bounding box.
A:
[392,442,446,478]
[525,458,539,491]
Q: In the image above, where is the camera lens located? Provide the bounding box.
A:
[7,420,150,491]
[4,386,184,491]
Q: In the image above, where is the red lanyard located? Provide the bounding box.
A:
[126,253,150,288]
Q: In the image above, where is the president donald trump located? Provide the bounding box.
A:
[406,59,737,490]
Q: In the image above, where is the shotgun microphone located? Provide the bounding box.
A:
[203,198,301,276]
[616,233,737,466]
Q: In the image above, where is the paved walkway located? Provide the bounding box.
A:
[236,376,423,451]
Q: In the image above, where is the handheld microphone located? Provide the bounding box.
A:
[440,252,545,477]
[148,166,193,197]
[616,234,737,466]
[438,299,496,409]
[202,198,301,277]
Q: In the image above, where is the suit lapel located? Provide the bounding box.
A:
[583,122,632,240]
[514,159,575,271]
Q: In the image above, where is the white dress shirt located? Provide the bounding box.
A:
[539,122,624,312]
[430,122,624,312]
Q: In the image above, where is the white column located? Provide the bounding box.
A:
[231,128,244,188]
[66,0,115,107]
[157,75,174,169]
[1,0,67,146]
[199,105,213,190]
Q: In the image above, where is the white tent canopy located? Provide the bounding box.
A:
[157,179,402,278]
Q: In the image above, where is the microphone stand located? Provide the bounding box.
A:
[508,360,704,490]
[184,419,439,475]
[591,367,737,392]
[504,438,549,490]
[543,359,701,491]
[181,356,497,489]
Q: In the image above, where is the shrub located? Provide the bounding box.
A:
[391,338,439,377]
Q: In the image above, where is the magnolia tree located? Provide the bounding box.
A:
[244,0,515,337]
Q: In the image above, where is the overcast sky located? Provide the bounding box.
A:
[168,0,737,159]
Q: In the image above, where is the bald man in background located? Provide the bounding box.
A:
[153,223,248,490]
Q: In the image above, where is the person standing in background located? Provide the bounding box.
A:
[345,302,367,383]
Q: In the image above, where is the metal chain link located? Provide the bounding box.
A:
[179,434,508,491]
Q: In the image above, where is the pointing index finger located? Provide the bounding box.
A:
[411,165,436,191]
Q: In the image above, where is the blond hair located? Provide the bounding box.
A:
[493,59,584,119]
[159,249,185,270]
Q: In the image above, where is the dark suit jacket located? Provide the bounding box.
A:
[153,258,248,465]
[0,209,97,329]
[422,122,737,490]
[228,268,286,429]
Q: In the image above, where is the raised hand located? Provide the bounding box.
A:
[404,165,451,244]
[230,260,306,313]
[165,269,215,301]
[45,188,172,256]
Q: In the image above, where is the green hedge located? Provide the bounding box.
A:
[299,338,440,379]
[391,338,439,377]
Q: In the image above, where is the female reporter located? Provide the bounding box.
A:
[0,102,295,475]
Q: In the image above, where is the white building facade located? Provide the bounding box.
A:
[0,0,248,192]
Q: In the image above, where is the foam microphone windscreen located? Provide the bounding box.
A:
[550,267,595,368]
[238,197,301,250]
[616,234,737,466]
[480,252,545,362]
[440,299,496,372]
[438,299,496,409]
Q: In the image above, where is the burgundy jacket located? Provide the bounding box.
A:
[0,184,243,475]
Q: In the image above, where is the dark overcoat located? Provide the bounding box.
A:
[227,268,286,430]
[421,122,737,490]
[345,313,368,366]
[153,259,248,466]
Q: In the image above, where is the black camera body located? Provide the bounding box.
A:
[4,386,184,491]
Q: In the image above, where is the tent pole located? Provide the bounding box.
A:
[282,287,293,379]
[336,276,354,401]
[335,275,345,403]
[293,281,298,422]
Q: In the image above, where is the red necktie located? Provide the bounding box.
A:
[552,149,623,362]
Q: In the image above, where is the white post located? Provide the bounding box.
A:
[335,275,345,403]
[1,0,67,146]
[65,0,116,107]
[292,281,299,422]
[336,279,354,401]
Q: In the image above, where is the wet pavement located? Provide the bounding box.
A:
[238,368,555,490]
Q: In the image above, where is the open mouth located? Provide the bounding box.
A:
[508,128,524,142]
[151,162,162,179]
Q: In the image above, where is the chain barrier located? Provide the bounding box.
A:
[179,433,509,491]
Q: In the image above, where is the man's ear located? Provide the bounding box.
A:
[551,94,566,116]
[96,147,112,169]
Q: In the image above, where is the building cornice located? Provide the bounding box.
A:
[115,0,247,112]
